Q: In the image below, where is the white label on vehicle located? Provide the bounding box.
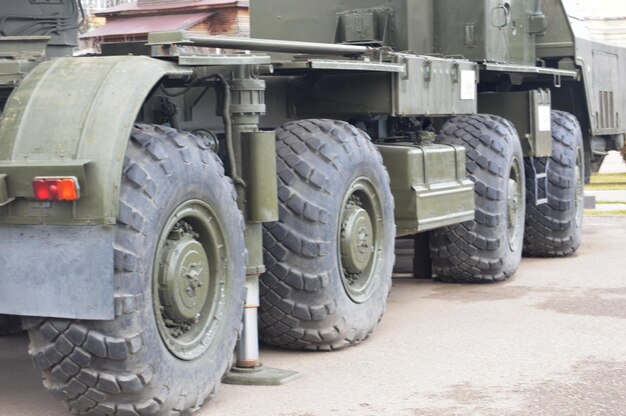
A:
[460,70,476,100]
[538,105,551,132]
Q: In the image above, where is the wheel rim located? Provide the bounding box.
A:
[153,200,228,360]
[507,157,524,251]
[338,177,384,304]
[575,148,585,228]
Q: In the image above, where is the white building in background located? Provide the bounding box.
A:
[575,0,626,47]
[81,0,134,13]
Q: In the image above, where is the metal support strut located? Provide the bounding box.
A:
[237,273,261,368]
[221,68,300,386]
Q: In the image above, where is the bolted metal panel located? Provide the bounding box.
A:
[394,55,477,116]
[0,224,115,319]
[378,143,474,236]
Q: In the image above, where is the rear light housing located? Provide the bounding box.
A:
[32,177,80,201]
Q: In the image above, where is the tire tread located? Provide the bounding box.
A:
[430,114,524,283]
[523,110,583,257]
[26,124,245,415]
[260,119,394,350]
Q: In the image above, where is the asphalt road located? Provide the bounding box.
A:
[1,216,625,416]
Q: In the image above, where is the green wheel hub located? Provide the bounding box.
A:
[507,157,524,251]
[340,202,374,274]
[338,178,384,304]
[153,200,228,360]
[158,235,210,322]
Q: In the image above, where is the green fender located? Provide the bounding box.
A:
[0,55,191,225]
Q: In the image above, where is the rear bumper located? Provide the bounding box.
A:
[0,224,115,319]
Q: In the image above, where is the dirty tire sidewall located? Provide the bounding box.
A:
[430,114,525,283]
[261,119,395,351]
[523,110,584,257]
[24,124,246,416]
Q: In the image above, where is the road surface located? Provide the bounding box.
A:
[1,216,625,416]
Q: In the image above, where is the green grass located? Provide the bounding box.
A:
[590,173,626,184]
[595,200,626,205]
[586,173,626,190]
[586,184,626,190]
[585,210,626,216]
[585,173,626,214]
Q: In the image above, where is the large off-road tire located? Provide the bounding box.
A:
[24,124,246,416]
[0,314,23,336]
[430,115,525,283]
[523,110,584,257]
[260,119,395,351]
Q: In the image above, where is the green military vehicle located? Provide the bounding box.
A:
[0,0,624,414]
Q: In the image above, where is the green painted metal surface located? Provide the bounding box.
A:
[0,173,11,207]
[0,1,78,57]
[378,143,475,236]
[538,0,626,138]
[338,177,386,304]
[251,0,435,55]
[0,56,191,225]
[272,54,477,119]
[0,37,49,88]
[0,0,624,323]
[0,36,49,59]
[0,160,89,199]
[394,55,477,116]
[153,199,230,361]
[241,131,279,223]
[250,0,625,143]
[434,0,538,65]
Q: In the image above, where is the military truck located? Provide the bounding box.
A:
[0,0,624,414]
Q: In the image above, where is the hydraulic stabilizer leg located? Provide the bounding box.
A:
[236,274,261,368]
[220,68,299,386]
[224,246,300,386]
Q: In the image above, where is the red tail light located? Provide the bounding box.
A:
[32,177,80,201]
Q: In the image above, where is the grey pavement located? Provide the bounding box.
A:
[586,190,626,202]
[586,150,626,211]
[585,190,626,211]
[598,150,626,174]
[1,216,625,415]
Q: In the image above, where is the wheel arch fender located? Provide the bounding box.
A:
[0,55,192,223]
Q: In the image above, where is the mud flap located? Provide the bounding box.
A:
[0,224,114,319]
